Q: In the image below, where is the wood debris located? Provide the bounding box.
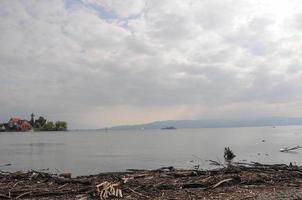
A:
[1,162,302,199]
[280,145,302,152]
[96,181,122,199]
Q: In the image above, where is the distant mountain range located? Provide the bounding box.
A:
[108,117,302,130]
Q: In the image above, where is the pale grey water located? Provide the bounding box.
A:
[0,126,302,176]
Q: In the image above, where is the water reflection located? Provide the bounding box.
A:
[12,142,65,147]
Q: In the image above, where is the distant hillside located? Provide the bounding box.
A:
[109,117,302,130]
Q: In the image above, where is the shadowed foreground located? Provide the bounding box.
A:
[1,162,302,199]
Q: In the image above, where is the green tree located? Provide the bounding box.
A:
[55,121,67,131]
[43,121,56,131]
[34,116,46,128]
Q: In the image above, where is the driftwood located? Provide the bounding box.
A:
[280,145,302,152]
[1,162,302,199]
[53,177,92,185]
[96,181,122,199]
[212,178,233,188]
[182,183,207,189]
[0,194,10,199]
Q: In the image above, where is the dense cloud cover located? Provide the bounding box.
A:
[1,0,302,128]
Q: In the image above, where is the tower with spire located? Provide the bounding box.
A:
[30,113,35,126]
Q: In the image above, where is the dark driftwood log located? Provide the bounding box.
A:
[182,183,208,189]
[0,194,10,199]
[155,184,177,190]
[168,171,198,178]
[53,177,92,185]
[9,186,92,198]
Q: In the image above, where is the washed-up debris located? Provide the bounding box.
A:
[0,163,12,167]
[224,147,236,161]
[280,145,302,152]
[59,173,72,178]
[1,162,302,199]
[96,181,122,199]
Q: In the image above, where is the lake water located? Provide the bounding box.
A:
[0,126,302,176]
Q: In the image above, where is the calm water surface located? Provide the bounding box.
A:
[0,126,302,175]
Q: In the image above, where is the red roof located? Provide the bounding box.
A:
[9,117,21,123]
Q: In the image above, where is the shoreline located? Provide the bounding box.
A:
[1,162,302,199]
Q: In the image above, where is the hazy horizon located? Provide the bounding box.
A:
[1,0,302,129]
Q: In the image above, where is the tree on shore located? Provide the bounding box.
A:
[55,121,67,131]
[34,116,46,128]
[33,116,68,131]
[42,121,56,131]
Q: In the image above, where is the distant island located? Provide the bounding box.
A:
[161,126,177,130]
[0,113,67,132]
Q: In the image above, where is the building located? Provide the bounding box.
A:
[0,124,5,132]
[20,120,32,131]
[7,117,32,131]
[8,117,21,130]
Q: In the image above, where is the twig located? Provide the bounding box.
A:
[212,178,233,189]
[12,181,22,188]
[240,195,258,200]
[209,160,223,167]
[58,183,69,189]
[16,191,31,199]
[128,188,149,198]
[9,181,23,198]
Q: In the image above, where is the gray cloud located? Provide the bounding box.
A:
[1,0,302,128]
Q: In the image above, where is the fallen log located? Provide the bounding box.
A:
[182,183,207,189]
[53,177,92,185]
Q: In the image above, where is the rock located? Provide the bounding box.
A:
[59,173,72,178]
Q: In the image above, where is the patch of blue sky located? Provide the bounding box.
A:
[64,0,118,22]
[88,4,118,21]
[64,0,82,10]
[64,0,143,31]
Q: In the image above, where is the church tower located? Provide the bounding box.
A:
[30,113,35,126]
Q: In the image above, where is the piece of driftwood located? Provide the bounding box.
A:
[53,177,92,185]
[59,173,72,178]
[96,181,122,199]
[16,191,31,199]
[212,178,233,189]
[209,159,225,167]
[0,193,10,199]
[153,166,175,172]
[280,145,302,152]
[182,183,207,189]
[0,163,12,167]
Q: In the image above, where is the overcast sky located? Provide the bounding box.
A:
[1,0,302,128]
